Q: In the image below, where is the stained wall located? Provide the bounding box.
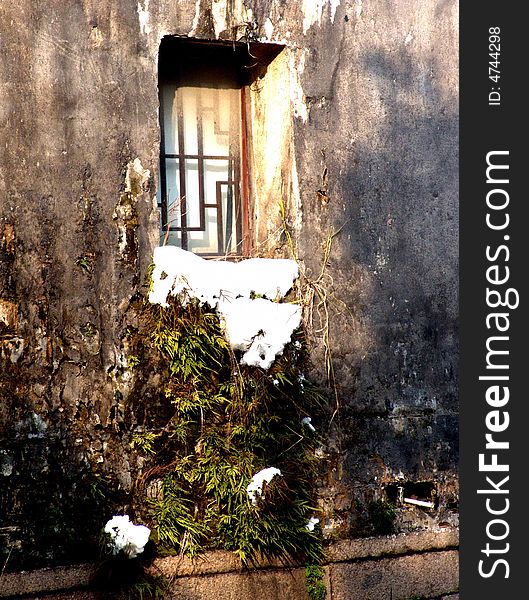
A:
[0,0,458,568]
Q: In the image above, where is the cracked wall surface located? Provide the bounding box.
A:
[0,0,458,569]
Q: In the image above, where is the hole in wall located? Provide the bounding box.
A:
[385,481,437,508]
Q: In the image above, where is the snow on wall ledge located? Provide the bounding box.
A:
[149,246,302,370]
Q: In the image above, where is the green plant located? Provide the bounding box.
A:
[128,354,140,369]
[130,576,169,600]
[75,253,94,274]
[368,499,396,535]
[129,295,325,565]
[131,431,160,455]
[305,564,327,600]
[89,474,110,501]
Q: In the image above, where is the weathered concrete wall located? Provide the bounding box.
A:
[0,0,458,571]
[294,0,459,537]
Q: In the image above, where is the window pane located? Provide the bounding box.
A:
[162,228,182,247]
[163,157,181,229]
[181,88,198,156]
[188,208,219,254]
[222,183,238,254]
[183,158,201,229]
[160,84,243,254]
[161,85,178,155]
[200,88,238,156]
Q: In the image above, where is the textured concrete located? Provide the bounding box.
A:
[324,528,458,563]
[0,564,96,598]
[167,568,312,600]
[2,550,459,600]
[329,551,458,600]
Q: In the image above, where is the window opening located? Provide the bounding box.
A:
[158,38,282,256]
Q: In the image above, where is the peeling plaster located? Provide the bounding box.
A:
[114,158,150,258]
[1,337,24,363]
[125,158,150,195]
[189,0,201,37]
[289,50,308,122]
[89,26,104,48]
[211,0,228,39]
[0,299,17,330]
[137,0,151,35]
[189,0,251,39]
[290,153,303,233]
[354,0,363,19]
[264,18,274,40]
[302,0,341,34]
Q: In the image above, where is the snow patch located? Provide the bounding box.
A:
[149,247,301,370]
[301,416,316,432]
[104,515,151,558]
[150,246,298,307]
[247,467,282,504]
[221,298,301,370]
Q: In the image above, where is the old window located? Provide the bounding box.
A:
[158,38,282,256]
[158,39,247,256]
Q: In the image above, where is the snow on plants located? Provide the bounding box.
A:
[220,297,301,369]
[301,416,316,432]
[246,467,282,504]
[104,515,151,558]
[149,246,302,369]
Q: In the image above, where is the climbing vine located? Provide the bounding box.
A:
[127,293,325,565]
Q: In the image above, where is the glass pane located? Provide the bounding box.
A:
[164,157,181,229]
[159,84,242,254]
[204,159,229,206]
[162,85,178,155]
[161,228,182,247]
[222,183,238,254]
[200,88,238,156]
[188,207,219,254]
[183,158,201,229]
[181,88,198,155]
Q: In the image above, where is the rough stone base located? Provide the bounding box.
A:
[0,530,459,600]
[329,550,458,599]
